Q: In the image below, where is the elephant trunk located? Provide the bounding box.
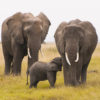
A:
[26,48,39,85]
[63,65,79,86]
[63,44,80,85]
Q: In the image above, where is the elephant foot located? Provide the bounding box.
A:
[26,82,29,85]
[5,70,10,75]
[76,80,82,85]
[5,72,10,75]
[81,80,86,84]
[12,72,21,76]
[64,80,80,86]
[29,84,37,88]
[29,85,33,88]
[50,85,55,88]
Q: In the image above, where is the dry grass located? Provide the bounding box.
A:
[0,43,100,100]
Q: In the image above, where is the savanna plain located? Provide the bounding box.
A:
[0,43,100,100]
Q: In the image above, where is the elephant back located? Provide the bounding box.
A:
[68,19,81,25]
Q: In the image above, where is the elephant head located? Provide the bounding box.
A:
[48,57,62,71]
[7,12,51,70]
[23,16,44,67]
[63,25,84,66]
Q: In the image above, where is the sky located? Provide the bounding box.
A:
[0,0,100,42]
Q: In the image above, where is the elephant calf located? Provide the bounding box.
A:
[28,57,62,88]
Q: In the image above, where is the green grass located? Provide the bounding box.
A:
[0,43,100,100]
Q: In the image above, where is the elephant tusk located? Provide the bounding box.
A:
[75,52,79,62]
[40,25,43,30]
[40,48,44,57]
[28,48,32,59]
[65,52,71,66]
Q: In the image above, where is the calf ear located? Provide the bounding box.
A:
[48,64,58,71]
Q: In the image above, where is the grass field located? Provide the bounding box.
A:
[0,43,100,100]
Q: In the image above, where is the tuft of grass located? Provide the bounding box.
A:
[0,43,100,100]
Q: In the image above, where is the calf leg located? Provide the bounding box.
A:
[29,81,38,88]
[47,72,56,88]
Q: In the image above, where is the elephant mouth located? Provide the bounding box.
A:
[65,52,79,66]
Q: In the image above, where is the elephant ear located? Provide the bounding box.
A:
[48,57,62,72]
[7,14,24,44]
[48,63,58,71]
[54,22,67,55]
[57,32,65,55]
[37,12,51,43]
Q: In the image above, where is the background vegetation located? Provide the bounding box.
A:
[0,43,100,100]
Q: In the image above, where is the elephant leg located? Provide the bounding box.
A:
[12,50,24,75]
[33,81,38,88]
[76,68,82,84]
[4,55,13,75]
[76,58,83,84]
[81,59,91,83]
[2,46,13,75]
[47,72,56,87]
[29,81,38,88]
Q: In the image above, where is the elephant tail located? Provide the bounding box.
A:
[26,70,29,85]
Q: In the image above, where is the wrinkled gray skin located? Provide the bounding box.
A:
[1,12,51,75]
[54,19,98,86]
[29,57,62,88]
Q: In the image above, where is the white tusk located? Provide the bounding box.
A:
[75,52,79,62]
[28,48,32,58]
[65,52,71,66]
[40,25,43,30]
[40,48,44,57]
[24,25,31,31]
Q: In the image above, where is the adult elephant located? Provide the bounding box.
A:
[2,12,51,75]
[54,19,98,86]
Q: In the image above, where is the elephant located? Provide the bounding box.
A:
[54,19,98,86]
[1,12,51,75]
[28,57,62,88]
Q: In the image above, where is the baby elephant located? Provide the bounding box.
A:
[29,57,62,88]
